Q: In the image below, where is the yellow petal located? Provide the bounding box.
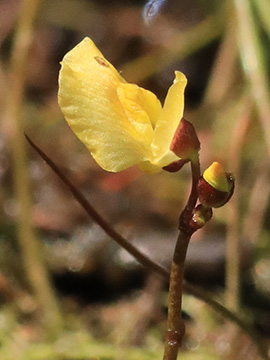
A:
[58,37,154,172]
[151,71,187,167]
[138,160,162,174]
[117,82,162,146]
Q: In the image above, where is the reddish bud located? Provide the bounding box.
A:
[170,118,200,160]
[197,162,234,208]
[190,204,213,231]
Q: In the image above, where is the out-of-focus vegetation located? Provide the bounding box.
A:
[0,0,269,359]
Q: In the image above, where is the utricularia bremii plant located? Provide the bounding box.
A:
[58,37,234,360]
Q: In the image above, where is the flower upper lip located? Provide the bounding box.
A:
[58,37,187,173]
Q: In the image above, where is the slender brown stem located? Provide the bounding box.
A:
[183,156,201,217]
[163,157,201,360]
[25,134,168,278]
[26,135,269,360]
[163,231,191,360]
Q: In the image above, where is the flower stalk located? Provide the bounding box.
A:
[163,157,201,360]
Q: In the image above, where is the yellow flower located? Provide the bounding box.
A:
[58,37,187,173]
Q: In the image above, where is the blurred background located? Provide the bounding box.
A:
[0,0,270,359]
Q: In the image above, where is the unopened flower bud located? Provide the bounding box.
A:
[170,118,200,160]
[197,162,234,208]
[190,204,213,231]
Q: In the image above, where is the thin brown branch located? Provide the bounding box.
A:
[25,133,167,279]
[163,231,191,360]
[179,155,200,230]
[25,134,269,360]
[164,157,200,360]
